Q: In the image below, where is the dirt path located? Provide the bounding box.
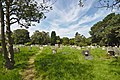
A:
[21,49,43,80]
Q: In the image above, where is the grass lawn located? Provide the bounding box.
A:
[35,46,120,80]
[0,46,120,80]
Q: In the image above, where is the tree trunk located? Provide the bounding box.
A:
[6,0,15,69]
[0,0,12,69]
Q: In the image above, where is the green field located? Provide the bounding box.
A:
[0,46,120,80]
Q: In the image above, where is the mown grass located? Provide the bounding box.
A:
[0,46,39,80]
[35,46,120,80]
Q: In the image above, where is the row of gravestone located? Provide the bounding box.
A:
[51,48,93,60]
[0,47,20,54]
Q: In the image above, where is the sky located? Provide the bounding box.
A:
[11,0,119,38]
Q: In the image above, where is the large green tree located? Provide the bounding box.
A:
[31,30,50,45]
[90,13,120,46]
[1,0,52,69]
[12,29,30,44]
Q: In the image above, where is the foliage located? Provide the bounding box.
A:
[12,29,30,44]
[51,31,56,45]
[56,36,61,44]
[74,32,89,46]
[1,0,53,69]
[61,37,69,45]
[69,38,75,45]
[31,30,50,45]
[90,13,120,46]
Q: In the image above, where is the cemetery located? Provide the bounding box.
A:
[0,0,120,80]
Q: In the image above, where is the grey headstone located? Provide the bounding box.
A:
[13,48,20,53]
[52,49,57,54]
[55,44,59,48]
[102,46,106,50]
[113,47,120,55]
[82,50,90,56]
[107,47,114,56]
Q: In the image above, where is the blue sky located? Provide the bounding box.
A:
[11,0,119,38]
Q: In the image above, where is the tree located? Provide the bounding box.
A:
[69,38,75,45]
[62,37,69,45]
[74,32,88,46]
[41,31,50,45]
[97,0,120,9]
[31,30,50,45]
[56,36,61,44]
[1,0,53,69]
[0,0,11,69]
[90,13,120,46]
[12,29,30,44]
[74,32,82,46]
[51,31,56,45]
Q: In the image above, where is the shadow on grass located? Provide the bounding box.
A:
[35,53,94,80]
[14,61,28,69]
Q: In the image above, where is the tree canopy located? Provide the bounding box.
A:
[90,13,120,46]
[12,29,30,44]
[31,30,50,45]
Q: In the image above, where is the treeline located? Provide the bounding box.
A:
[90,13,120,46]
[1,13,119,47]
[9,29,91,46]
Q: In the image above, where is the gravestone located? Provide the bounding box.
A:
[82,50,90,56]
[82,50,93,60]
[76,46,81,50]
[52,49,57,54]
[107,46,114,56]
[39,46,43,50]
[28,46,32,51]
[13,47,20,53]
[55,44,59,48]
[113,46,120,55]
[102,46,106,50]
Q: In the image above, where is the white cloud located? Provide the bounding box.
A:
[11,0,112,38]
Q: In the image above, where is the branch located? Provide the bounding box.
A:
[10,17,18,21]
[10,21,18,25]
[97,0,120,9]
[10,17,28,28]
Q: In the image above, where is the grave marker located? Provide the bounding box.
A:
[107,46,115,56]
[113,46,120,55]
[13,47,20,53]
[52,49,57,54]
[82,50,90,56]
